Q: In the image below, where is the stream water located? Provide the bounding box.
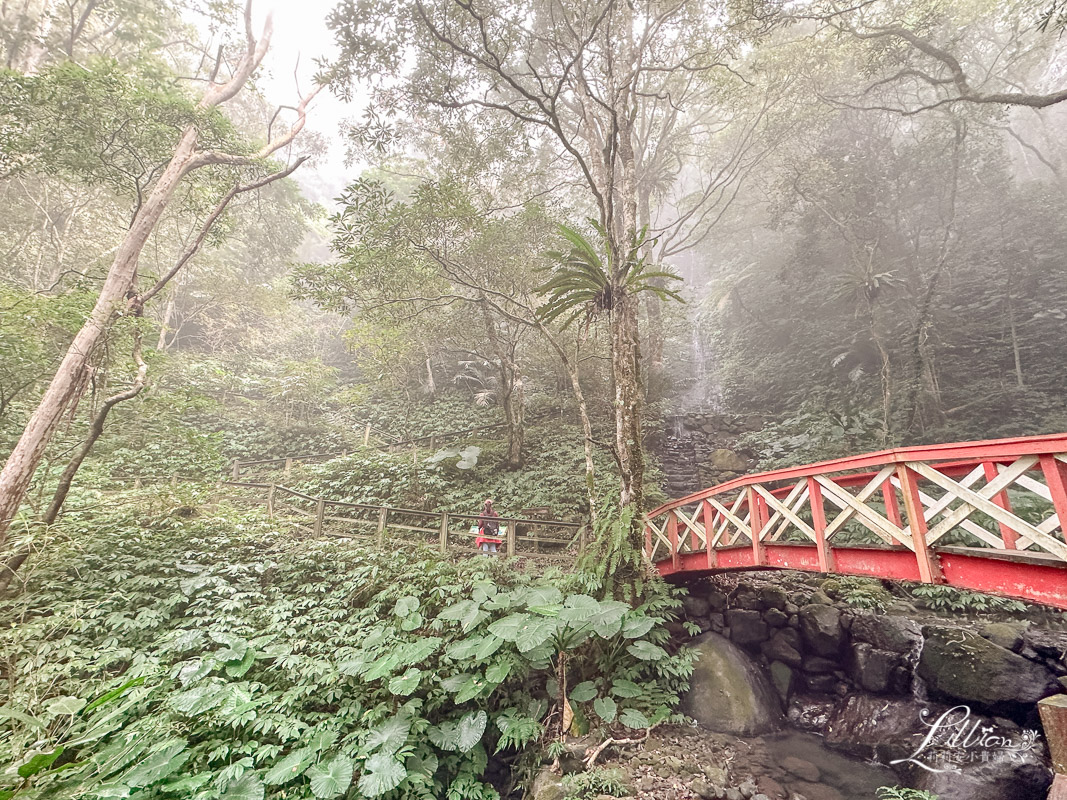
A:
[747,730,899,799]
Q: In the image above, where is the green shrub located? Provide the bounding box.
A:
[909,584,1027,614]
[562,767,632,799]
[0,496,694,800]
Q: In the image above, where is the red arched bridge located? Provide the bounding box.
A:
[645,433,1067,610]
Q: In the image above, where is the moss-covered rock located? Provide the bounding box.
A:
[918,625,1060,711]
[680,632,783,735]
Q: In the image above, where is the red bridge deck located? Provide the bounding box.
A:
[645,433,1067,609]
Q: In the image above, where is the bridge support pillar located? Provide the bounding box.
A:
[1039,695,1067,800]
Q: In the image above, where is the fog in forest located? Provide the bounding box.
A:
[1,2,1066,799]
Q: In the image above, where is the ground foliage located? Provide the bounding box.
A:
[0,492,694,799]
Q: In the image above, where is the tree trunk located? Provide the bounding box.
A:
[0,127,200,544]
[44,332,148,525]
[610,292,645,542]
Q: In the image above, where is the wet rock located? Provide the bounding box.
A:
[707,592,729,612]
[784,602,799,615]
[681,632,783,735]
[558,735,596,773]
[769,661,795,703]
[802,674,837,694]
[780,756,820,782]
[980,621,1027,653]
[724,789,742,800]
[905,746,1052,800]
[849,613,921,653]
[808,590,833,605]
[798,605,843,657]
[757,776,787,799]
[727,609,769,646]
[709,613,725,633]
[918,625,1061,712]
[847,642,898,693]
[738,779,758,798]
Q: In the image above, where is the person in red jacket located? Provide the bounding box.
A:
[476,499,502,554]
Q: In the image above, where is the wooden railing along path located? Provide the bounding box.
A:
[645,432,1067,609]
[225,479,586,561]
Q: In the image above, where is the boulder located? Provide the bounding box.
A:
[530,767,565,800]
[980,621,1027,653]
[798,604,843,657]
[1023,628,1067,661]
[710,448,747,472]
[759,585,789,610]
[847,642,898,693]
[726,608,769,646]
[849,613,922,654]
[918,625,1061,712]
[681,632,783,735]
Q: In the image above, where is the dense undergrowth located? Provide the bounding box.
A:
[0,490,694,800]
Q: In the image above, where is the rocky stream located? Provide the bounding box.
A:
[532,571,1067,800]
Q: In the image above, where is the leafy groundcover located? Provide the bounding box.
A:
[0,491,694,799]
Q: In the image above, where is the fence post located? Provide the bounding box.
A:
[170,474,178,488]
[284,458,293,477]
[313,498,325,537]
[231,459,240,481]
[429,434,437,450]
[133,477,142,489]
[267,484,276,518]
[747,487,767,567]
[506,521,516,558]
[364,424,371,447]
[376,507,388,546]
[412,444,418,466]
[439,512,449,554]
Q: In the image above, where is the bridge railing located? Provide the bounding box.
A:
[645,433,1067,607]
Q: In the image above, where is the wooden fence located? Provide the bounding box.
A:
[226,480,586,562]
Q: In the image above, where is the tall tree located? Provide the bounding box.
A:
[329,0,767,539]
[0,0,318,543]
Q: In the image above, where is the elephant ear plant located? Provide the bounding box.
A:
[0,500,694,800]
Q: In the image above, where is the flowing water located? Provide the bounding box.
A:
[747,730,899,799]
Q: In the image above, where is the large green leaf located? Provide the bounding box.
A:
[558,595,600,624]
[621,615,656,639]
[122,743,189,788]
[357,754,407,797]
[593,696,618,723]
[365,715,411,755]
[619,708,650,730]
[569,681,596,702]
[308,755,353,799]
[394,596,419,617]
[45,695,87,716]
[221,772,264,800]
[626,641,668,661]
[610,679,644,698]
[456,710,487,752]
[388,667,422,696]
[263,747,314,785]
[17,747,65,779]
